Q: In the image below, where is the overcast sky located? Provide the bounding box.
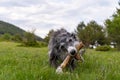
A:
[0,0,119,38]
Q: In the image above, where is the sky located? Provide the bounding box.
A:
[0,0,119,38]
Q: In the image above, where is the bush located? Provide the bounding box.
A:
[11,34,22,42]
[38,41,47,47]
[95,45,111,51]
[0,33,12,41]
[22,31,39,47]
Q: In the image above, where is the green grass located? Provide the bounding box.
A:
[0,42,120,80]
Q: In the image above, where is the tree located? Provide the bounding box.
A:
[11,34,22,42]
[76,21,106,47]
[22,30,39,47]
[105,3,120,50]
[75,21,86,40]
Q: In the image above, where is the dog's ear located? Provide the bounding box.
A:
[71,33,80,41]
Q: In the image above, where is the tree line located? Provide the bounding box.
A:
[0,2,120,49]
[44,2,120,50]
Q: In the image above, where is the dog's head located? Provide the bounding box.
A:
[56,32,79,56]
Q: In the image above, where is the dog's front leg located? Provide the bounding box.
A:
[49,50,58,68]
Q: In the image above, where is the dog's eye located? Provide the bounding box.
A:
[69,39,72,42]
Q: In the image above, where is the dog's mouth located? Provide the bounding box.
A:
[67,46,77,56]
[56,41,85,73]
[60,41,84,56]
[67,41,85,56]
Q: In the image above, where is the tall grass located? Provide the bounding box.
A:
[0,42,120,80]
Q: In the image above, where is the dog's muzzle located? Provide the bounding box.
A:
[67,46,77,56]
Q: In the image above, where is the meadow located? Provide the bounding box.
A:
[0,42,120,80]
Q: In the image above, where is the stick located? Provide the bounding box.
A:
[56,42,84,73]
[75,42,84,60]
[56,55,71,73]
[60,55,71,68]
[75,42,84,51]
[61,42,84,67]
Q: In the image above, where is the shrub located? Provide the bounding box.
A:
[95,45,111,51]
[0,33,12,41]
[22,31,39,47]
[38,41,47,47]
[11,34,22,42]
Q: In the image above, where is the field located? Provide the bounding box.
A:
[0,42,120,80]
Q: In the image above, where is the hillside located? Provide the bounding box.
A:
[0,21,25,35]
[0,20,43,41]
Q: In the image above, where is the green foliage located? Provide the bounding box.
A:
[105,3,120,50]
[21,31,47,48]
[11,34,22,42]
[22,31,39,47]
[0,33,12,41]
[76,21,106,47]
[38,41,47,47]
[0,42,120,80]
[95,45,111,51]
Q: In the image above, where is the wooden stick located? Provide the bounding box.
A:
[60,55,71,68]
[56,42,84,73]
[60,42,84,68]
[56,55,71,73]
[75,42,84,51]
[75,42,84,60]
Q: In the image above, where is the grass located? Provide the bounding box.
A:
[0,42,120,80]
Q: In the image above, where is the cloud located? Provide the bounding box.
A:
[0,0,119,38]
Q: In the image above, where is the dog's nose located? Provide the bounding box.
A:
[70,50,76,56]
[67,46,77,56]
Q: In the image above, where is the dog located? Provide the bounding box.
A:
[48,28,84,72]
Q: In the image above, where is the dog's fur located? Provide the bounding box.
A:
[48,29,81,71]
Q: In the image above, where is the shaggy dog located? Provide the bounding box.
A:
[48,29,84,72]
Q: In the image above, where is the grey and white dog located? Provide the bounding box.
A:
[48,29,84,72]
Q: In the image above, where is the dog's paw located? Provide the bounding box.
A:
[56,66,63,74]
